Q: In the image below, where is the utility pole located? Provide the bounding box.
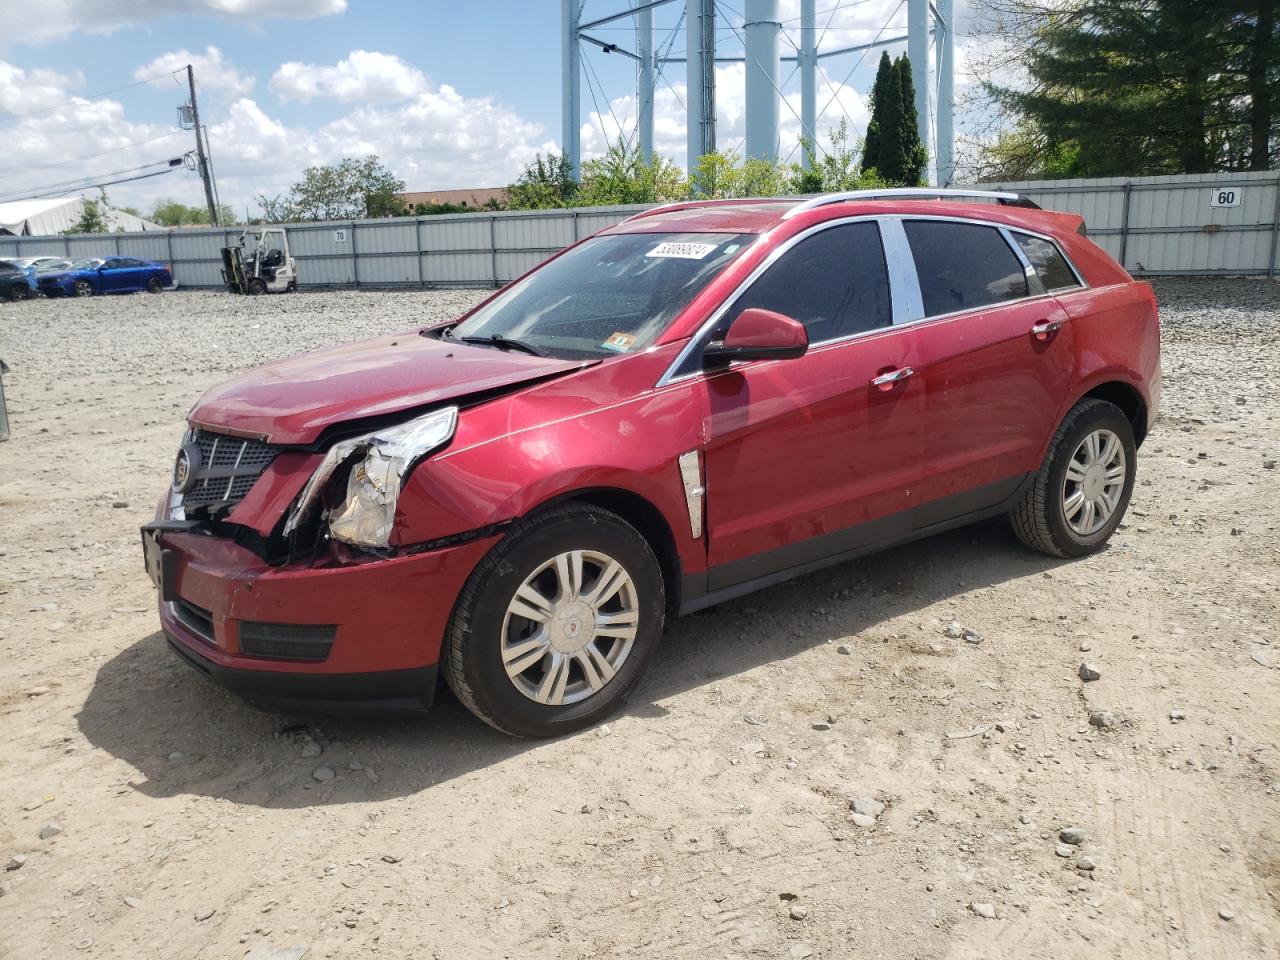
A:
[686,0,715,177]
[186,64,219,227]
[562,0,582,181]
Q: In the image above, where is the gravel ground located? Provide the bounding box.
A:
[0,279,1278,960]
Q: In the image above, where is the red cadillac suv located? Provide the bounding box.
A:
[143,189,1160,737]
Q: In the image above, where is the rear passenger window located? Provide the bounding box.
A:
[1012,233,1080,291]
[726,221,891,343]
[903,220,1028,317]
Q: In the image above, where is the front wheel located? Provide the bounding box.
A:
[73,280,94,297]
[247,278,267,296]
[8,283,27,301]
[1011,398,1137,557]
[443,503,666,738]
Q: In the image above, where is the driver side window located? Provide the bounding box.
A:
[722,220,892,345]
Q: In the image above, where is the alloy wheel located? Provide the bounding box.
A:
[501,549,640,707]
[1061,428,1126,536]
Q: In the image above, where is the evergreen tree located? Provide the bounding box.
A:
[982,0,1278,176]
[861,53,894,174]
[875,57,904,181]
[893,55,928,186]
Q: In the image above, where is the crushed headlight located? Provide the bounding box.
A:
[283,406,458,550]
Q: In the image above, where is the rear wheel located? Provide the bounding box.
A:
[73,279,93,297]
[443,502,665,738]
[247,278,267,296]
[146,277,164,293]
[1011,398,1136,557]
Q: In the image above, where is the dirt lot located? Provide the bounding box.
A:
[0,279,1277,960]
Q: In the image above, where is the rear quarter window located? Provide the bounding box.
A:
[903,220,1028,317]
[1012,232,1082,291]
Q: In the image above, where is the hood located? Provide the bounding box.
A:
[38,269,80,282]
[189,331,596,445]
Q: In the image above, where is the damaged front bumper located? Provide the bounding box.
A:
[143,521,500,713]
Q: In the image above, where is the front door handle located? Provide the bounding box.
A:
[871,366,914,390]
[1031,318,1064,341]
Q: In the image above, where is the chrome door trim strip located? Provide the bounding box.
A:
[677,450,705,539]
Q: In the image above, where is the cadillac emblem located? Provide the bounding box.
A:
[172,442,201,493]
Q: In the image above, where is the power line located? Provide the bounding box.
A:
[3,67,185,121]
[2,161,187,204]
[0,157,184,203]
[0,130,187,180]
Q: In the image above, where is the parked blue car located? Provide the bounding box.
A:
[0,259,38,300]
[37,257,174,297]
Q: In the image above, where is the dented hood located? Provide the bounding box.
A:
[189,331,593,445]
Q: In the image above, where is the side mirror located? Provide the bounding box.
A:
[703,308,808,365]
[97,265,108,272]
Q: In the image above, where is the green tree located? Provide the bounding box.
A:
[977,0,1277,177]
[576,139,686,205]
[151,199,237,226]
[862,55,926,185]
[794,119,887,193]
[861,53,894,175]
[506,152,579,209]
[65,196,109,234]
[892,56,928,185]
[258,155,406,221]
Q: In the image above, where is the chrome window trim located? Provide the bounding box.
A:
[1004,226,1087,291]
[655,215,896,387]
[999,224,1048,298]
[654,212,1089,389]
[879,218,925,323]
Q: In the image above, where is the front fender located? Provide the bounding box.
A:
[392,366,706,575]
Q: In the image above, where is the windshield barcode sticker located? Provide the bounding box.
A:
[645,241,718,260]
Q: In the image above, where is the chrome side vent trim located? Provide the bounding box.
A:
[678,451,705,539]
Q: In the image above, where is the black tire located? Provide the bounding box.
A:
[73,279,94,297]
[10,283,29,301]
[247,278,267,296]
[146,277,164,293]
[443,502,666,738]
[1011,398,1137,557]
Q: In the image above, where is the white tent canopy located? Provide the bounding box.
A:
[0,197,161,236]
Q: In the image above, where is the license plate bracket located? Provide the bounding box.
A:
[140,520,200,603]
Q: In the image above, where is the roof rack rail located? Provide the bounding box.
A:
[781,188,1040,219]
[622,196,792,223]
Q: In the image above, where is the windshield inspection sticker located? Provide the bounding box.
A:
[601,331,638,353]
[645,241,718,260]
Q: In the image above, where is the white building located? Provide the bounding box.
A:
[0,197,162,236]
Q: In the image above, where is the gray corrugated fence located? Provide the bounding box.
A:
[1,171,1276,288]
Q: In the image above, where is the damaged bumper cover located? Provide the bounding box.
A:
[149,523,501,711]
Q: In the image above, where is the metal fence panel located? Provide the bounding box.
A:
[4,177,1276,286]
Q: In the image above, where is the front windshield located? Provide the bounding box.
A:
[451,231,754,358]
[69,258,103,270]
[36,260,70,271]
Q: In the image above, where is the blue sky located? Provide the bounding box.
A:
[0,0,966,218]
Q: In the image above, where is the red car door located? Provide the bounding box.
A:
[690,220,925,590]
[898,218,1077,521]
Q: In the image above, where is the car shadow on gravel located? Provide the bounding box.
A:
[76,518,1072,808]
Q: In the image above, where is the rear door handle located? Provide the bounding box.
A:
[1031,318,1064,340]
[871,366,913,389]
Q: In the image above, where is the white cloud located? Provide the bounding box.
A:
[0,62,83,115]
[134,47,254,97]
[3,0,346,44]
[271,51,427,104]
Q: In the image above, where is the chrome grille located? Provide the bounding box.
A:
[179,429,279,514]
